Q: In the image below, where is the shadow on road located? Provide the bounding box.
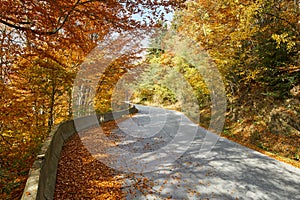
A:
[79,105,300,199]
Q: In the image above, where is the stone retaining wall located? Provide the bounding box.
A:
[21,106,138,200]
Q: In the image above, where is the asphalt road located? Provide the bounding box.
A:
[97,105,300,199]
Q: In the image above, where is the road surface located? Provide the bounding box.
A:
[84,105,300,199]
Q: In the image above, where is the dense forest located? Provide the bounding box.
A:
[133,0,300,165]
[0,0,299,199]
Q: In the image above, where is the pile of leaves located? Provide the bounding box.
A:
[54,121,125,199]
[54,119,155,199]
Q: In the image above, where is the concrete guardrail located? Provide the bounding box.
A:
[21,106,138,200]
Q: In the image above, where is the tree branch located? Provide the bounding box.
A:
[0,0,81,35]
[263,12,299,33]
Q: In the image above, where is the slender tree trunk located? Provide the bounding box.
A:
[48,70,56,133]
[67,88,73,119]
[48,89,55,133]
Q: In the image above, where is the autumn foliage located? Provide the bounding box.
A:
[0,0,182,199]
[133,0,299,164]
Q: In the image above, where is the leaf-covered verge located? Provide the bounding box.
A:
[54,122,124,200]
[54,119,155,199]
